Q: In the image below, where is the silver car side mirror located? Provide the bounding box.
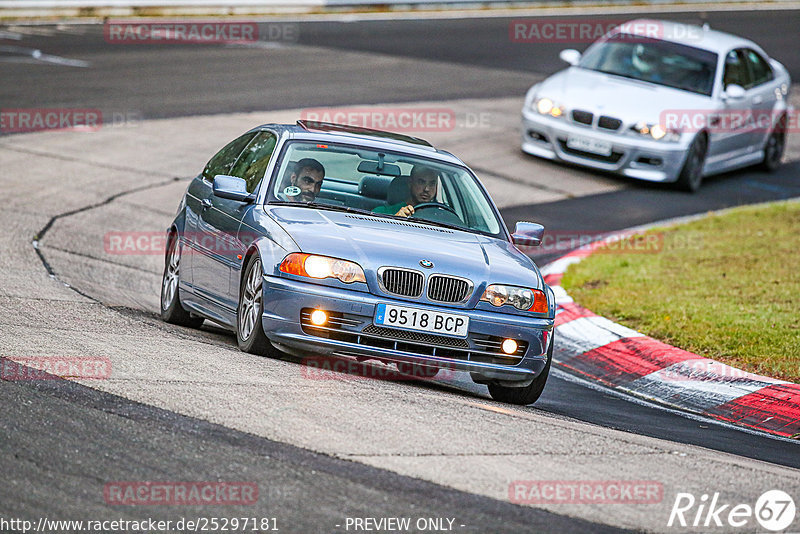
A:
[723,84,746,100]
[512,222,545,247]
[213,175,253,203]
[559,49,581,66]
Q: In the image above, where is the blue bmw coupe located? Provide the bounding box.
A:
[162,121,555,404]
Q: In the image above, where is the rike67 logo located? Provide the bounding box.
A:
[668,490,796,531]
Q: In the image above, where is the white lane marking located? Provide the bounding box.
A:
[55,24,88,34]
[0,45,89,67]
[556,315,644,355]
[4,25,55,36]
[224,41,288,49]
[551,367,800,444]
[626,371,774,412]
[0,30,23,40]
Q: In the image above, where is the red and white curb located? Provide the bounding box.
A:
[542,242,800,440]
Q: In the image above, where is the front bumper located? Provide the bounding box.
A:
[261,275,553,385]
[521,108,691,183]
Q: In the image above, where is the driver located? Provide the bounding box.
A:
[373,164,439,217]
[285,158,325,202]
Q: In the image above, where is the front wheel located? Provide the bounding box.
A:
[488,337,552,405]
[161,233,204,328]
[760,115,787,172]
[237,255,278,356]
[674,135,707,192]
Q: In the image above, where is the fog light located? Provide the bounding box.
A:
[501,339,518,355]
[310,309,327,326]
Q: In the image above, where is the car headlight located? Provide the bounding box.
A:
[481,284,548,313]
[632,122,681,142]
[534,97,564,118]
[279,253,366,284]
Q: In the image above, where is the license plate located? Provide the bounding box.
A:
[374,304,469,338]
[566,135,613,156]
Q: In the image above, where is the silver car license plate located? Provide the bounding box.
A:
[566,135,613,156]
[374,303,469,337]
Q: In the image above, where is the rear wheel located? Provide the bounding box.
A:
[760,115,787,172]
[488,337,552,405]
[160,233,204,328]
[675,134,707,192]
[237,255,278,356]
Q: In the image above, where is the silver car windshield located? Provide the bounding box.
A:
[579,34,718,96]
[268,141,503,237]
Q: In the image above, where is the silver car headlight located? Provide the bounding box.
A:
[481,284,548,313]
[632,122,681,142]
[532,97,564,118]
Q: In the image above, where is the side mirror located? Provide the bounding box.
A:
[512,222,545,247]
[723,84,746,100]
[559,49,581,66]
[213,175,252,203]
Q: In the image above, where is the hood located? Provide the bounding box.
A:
[536,67,713,126]
[268,207,543,298]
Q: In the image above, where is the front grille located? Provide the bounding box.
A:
[361,324,469,348]
[598,116,622,131]
[427,275,471,303]
[571,110,593,125]
[299,308,528,366]
[558,139,623,163]
[381,268,424,298]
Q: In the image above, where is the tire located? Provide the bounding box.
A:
[236,255,278,356]
[161,233,204,328]
[760,115,787,172]
[675,134,708,192]
[396,362,440,380]
[488,337,552,405]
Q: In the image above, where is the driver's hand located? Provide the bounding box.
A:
[395,205,415,217]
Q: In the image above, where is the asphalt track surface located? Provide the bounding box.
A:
[2,8,800,533]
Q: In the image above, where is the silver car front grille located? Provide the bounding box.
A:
[427,275,472,303]
[571,109,593,125]
[598,115,623,131]
[380,268,424,298]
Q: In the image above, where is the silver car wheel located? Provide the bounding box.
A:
[765,130,785,168]
[161,238,180,311]
[239,258,263,341]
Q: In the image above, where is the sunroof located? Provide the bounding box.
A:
[296,120,433,147]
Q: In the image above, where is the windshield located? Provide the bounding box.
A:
[578,34,718,96]
[267,141,503,237]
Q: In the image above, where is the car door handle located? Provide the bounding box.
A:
[752,96,763,105]
[201,199,213,210]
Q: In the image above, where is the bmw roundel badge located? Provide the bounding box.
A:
[419,259,434,269]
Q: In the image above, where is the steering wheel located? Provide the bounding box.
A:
[412,202,458,216]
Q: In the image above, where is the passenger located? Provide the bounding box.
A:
[373,165,439,218]
[286,158,325,202]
